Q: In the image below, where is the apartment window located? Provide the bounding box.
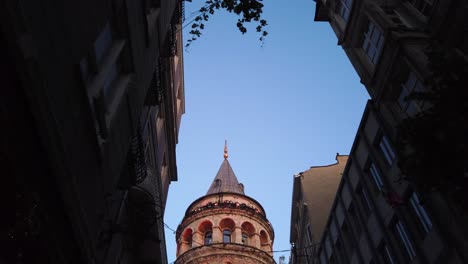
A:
[368,161,384,191]
[380,242,397,264]
[319,249,327,263]
[223,230,232,243]
[336,0,353,21]
[410,192,433,234]
[378,135,396,165]
[340,221,353,253]
[394,220,417,260]
[348,203,361,235]
[334,238,344,263]
[325,235,333,259]
[80,18,130,140]
[307,224,313,244]
[81,22,123,87]
[143,0,161,15]
[143,0,161,43]
[409,0,433,17]
[79,57,93,83]
[204,231,212,245]
[358,185,372,216]
[362,21,385,64]
[103,63,120,99]
[143,118,156,170]
[399,71,427,116]
[94,22,113,65]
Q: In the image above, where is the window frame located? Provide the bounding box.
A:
[79,9,132,141]
[368,161,384,191]
[409,0,434,17]
[204,230,213,245]
[307,224,313,244]
[334,237,344,264]
[380,241,397,264]
[394,219,417,260]
[398,71,427,116]
[223,229,232,243]
[143,0,161,45]
[241,232,248,245]
[357,185,373,216]
[378,134,396,166]
[335,0,353,22]
[348,203,361,236]
[361,20,385,64]
[409,192,433,234]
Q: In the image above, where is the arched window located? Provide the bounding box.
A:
[242,232,248,245]
[199,220,213,245]
[260,230,268,244]
[182,228,193,248]
[223,230,231,243]
[260,230,269,251]
[204,231,212,245]
[241,221,255,246]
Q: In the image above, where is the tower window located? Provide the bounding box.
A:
[223,230,232,243]
[241,221,255,246]
[215,179,221,187]
[242,232,248,245]
[204,231,212,245]
[260,230,269,247]
[182,228,193,249]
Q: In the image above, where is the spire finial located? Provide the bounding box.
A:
[224,140,228,159]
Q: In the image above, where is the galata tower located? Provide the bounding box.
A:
[174,143,275,264]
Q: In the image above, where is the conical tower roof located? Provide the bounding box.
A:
[206,141,244,195]
[206,159,244,195]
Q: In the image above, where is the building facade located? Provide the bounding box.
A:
[287,0,468,263]
[290,155,348,264]
[175,147,276,264]
[1,0,185,263]
[310,101,465,263]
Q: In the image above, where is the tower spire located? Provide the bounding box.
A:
[206,141,244,195]
[224,140,228,159]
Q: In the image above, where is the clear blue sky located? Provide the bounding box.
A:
[164,0,369,262]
